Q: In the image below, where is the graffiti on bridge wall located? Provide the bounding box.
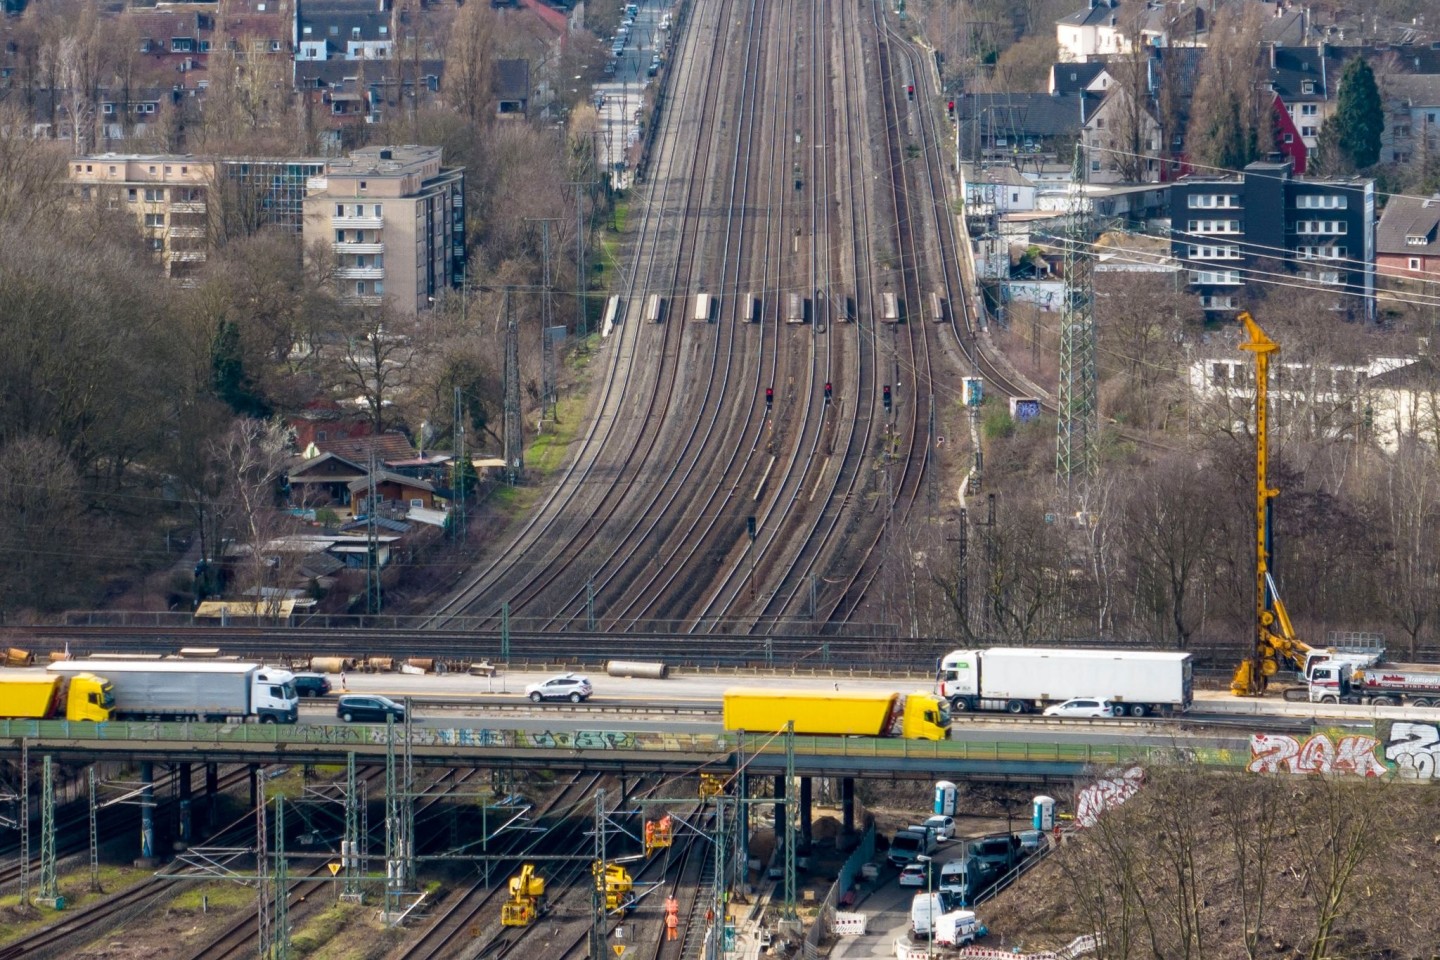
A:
[1248,723,1440,778]
[1075,766,1145,827]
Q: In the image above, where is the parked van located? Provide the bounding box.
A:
[910,891,958,936]
[887,825,937,866]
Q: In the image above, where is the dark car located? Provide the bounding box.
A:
[293,673,332,697]
[336,694,407,723]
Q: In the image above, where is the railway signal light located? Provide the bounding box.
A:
[765,387,773,409]
[882,385,892,410]
[906,84,915,101]
[947,99,955,118]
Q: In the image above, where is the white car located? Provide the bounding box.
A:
[525,674,593,703]
[1043,697,1118,718]
[924,815,955,841]
[898,863,927,887]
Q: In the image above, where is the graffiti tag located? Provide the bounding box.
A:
[1246,733,1387,777]
[1075,766,1145,827]
[1384,722,1440,779]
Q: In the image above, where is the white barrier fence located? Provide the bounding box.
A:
[955,934,1100,960]
[832,912,867,936]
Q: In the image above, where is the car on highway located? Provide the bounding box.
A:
[898,863,927,887]
[525,674,593,703]
[336,694,407,723]
[1042,697,1118,719]
[292,673,332,697]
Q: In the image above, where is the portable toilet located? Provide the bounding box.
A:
[1033,795,1056,832]
[934,781,957,817]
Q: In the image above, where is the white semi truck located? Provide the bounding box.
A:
[936,647,1193,717]
[49,660,299,723]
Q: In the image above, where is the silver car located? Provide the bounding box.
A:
[525,673,593,703]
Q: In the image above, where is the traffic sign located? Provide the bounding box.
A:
[613,946,627,957]
[328,863,341,876]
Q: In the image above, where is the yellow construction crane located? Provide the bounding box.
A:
[501,864,547,926]
[1231,312,1315,696]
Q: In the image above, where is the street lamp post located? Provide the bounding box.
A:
[917,854,934,960]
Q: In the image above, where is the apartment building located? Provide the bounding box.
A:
[1169,158,1374,319]
[302,145,466,313]
[68,153,329,276]
[68,154,214,277]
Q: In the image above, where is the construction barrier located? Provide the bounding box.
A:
[831,912,867,936]
[894,938,930,960]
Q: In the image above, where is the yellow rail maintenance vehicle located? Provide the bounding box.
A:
[501,864,547,926]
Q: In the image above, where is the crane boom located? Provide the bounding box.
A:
[1231,313,1313,696]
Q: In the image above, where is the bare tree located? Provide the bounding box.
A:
[207,419,298,618]
[1376,443,1440,657]
[444,0,499,126]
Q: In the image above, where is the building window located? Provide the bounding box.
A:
[145,188,164,202]
[1296,220,1347,235]
[1411,257,1423,270]
[144,213,165,228]
[336,203,345,216]
[1301,81,1315,94]
[1283,133,1293,143]
[103,103,114,115]
[1297,194,1347,209]
[1188,194,1239,209]
[356,281,367,295]
[1301,126,1317,137]
[1404,233,1428,246]
[1189,269,1242,285]
[1096,117,1106,129]
[373,204,382,217]
[359,181,367,190]
[373,281,384,295]
[1301,104,1317,116]
[1201,295,1236,309]
[1186,219,1241,234]
[127,188,137,202]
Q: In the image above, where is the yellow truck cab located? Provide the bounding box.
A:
[0,673,114,722]
[897,691,951,740]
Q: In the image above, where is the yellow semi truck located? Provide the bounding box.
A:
[721,689,950,740]
[0,674,114,722]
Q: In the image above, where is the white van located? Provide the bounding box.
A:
[938,859,966,897]
[910,891,959,936]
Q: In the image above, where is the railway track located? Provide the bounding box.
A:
[0,765,251,894]
[0,770,287,960]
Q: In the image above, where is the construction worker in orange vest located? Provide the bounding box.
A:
[665,912,679,940]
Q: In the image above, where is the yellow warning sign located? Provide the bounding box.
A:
[328,863,341,876]
[613,947,626,957]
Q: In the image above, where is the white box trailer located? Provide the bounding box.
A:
[49,660,299,723]
[936,647,1192,717]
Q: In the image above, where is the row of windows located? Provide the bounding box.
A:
[335,203,384,218]
[1296,194,1348,209]
[1200,294,1237,310]
[1187,194,1239,209]
[1186,219,1240,234]
[1188,244,1241,260]
[1190,269,1242,285]
[1296,220,1347,234]
[1296,245,1347,260]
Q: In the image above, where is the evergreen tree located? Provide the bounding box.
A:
[1327,57,1384,170]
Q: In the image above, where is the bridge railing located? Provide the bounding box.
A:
[0,721,1250,770]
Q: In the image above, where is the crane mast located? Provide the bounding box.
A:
[1231,312,1313,696]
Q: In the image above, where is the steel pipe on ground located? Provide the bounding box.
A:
[606,660,669,679]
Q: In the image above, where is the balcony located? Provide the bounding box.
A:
[169,226,206,238]
[336,266,385,280]
[334,241,385,255]
[342,295,385,306]
[170,201,207,214]
[333,214,384,229]
[168,250,207,262]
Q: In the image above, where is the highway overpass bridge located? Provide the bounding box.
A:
[0,718,1250,781]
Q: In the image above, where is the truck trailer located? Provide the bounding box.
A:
[0,674,114,721]
[49,661,299,723]
[721,689,950,740]
[936,648,1192,717]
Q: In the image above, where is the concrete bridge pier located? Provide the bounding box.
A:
[839,777,857,850]
[798,776,812,853]
[177,762,192,848]
[205,762,219,831]
[137,761,156,867]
